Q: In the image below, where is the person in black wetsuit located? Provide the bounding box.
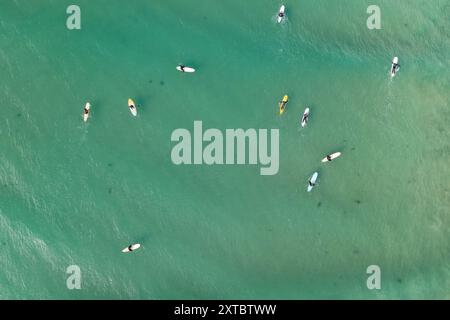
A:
[392,62,400,74]
[302,113,308,124]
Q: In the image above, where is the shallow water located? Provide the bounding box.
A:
[0,0,449,299]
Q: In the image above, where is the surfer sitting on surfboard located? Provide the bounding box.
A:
[326,155,332,161]
[391,57,400,76]
[393,63,400,73]
[178,65,186,72]
[278,12,285,18]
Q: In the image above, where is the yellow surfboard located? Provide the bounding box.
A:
[279,95,288,115]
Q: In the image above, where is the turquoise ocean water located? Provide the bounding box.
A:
[0,0,449,299]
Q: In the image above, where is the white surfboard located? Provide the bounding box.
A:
[176,65,195,73]
[322,152,342,163]
[83,102,91,122]
[390,56,399,77]
[128,98,137,116]
[277,5,286,23]
[301,107,310,127]
[307,172,318,192]
[122,243,141,253]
